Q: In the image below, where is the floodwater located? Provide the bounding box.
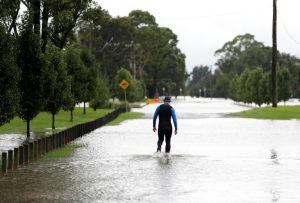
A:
[0,130,60,154]
[1,98,300,202]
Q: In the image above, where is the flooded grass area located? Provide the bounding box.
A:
[44,143,86,159]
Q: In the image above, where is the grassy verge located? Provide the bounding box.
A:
[230,105,300,120]
[44,144,85,159]
[0,108,112,135]
[107,112,144,125]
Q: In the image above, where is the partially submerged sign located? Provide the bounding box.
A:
[119,79,129,90]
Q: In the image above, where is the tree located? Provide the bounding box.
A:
[0,0,20,34]
[17,17,43,138]
[188,82,202,97]
[213,33,272,99]
[77,8,186,98]
[278,53,300,98]
[42,45,72,129]
[7,0,91,52]
[238,68,251,104]
[128,10,158,80]
[189,66,209,86]
[213,73,230,98]
[43,0,92,51]
[64,45,86,121]
[89,74,110,110]
[249,67,264,106]
[215,33,267,76]
[214,33,300,99]
[187,65,211,97]
[129,80,145,102]
[78,3,111,66]
[80,48,98,114]
[229,75,239,101]
[128,10,157,27]
[298,68,300,98]
[97,16,135,92]
[277,68,291,103]
[0,25,20,126]
[141,26,186,97]
[259,71,272,105]
[62,88,76,122]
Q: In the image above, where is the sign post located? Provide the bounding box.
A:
[119,79,129,112]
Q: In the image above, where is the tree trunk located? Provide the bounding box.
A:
[52,113,55,130]
[70,110,73,122]
[272,0,278,107]
[26,118,30,138]
[31,0,40,35]
[8,3,20,34]
[41,1,49,53]
[83,102,86,115]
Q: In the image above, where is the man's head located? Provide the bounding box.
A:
[163,96,171,103]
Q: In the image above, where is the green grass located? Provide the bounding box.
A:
[0,108,112,135]
[107,112,144,125]
[44,144,85,158]
[231,105,300,120]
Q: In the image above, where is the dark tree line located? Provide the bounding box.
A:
[0,0,94,137]
[229,67,291,106]
[78,7,187,98]
[188,34,300,101]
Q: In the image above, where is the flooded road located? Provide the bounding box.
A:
[1,98,300,202]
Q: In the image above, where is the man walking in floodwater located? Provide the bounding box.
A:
[153,96,178,153]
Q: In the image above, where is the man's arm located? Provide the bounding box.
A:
[153,106,160,132]
[171,108,178,134]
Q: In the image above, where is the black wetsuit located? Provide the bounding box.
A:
[153,103,178,153]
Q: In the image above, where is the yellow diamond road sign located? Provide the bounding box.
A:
[119,79,129,90]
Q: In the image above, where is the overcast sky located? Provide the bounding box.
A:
[96,0,300,72]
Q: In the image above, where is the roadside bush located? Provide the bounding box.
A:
[114,68,145,102]
[89,74,110,110]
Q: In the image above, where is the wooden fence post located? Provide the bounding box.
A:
[1,152,7,174]
[49,136,53,151]
[13,148,19,170]
[42,137,46,155]
[38,139,42,157]
[45,137,48,153]
[29,142,34,162]
[34,140,38,160]
[8,149,13,170]
[24,144,29,165]
[19,146,24,166]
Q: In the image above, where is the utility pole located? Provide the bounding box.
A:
[210,65,212,100]
[272,0,278,107]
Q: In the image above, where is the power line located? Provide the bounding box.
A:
[159,6,271,21]
[278,12,300,45]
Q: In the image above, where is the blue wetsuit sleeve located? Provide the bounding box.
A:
[171,108,178,130]
[153,106,160,128]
